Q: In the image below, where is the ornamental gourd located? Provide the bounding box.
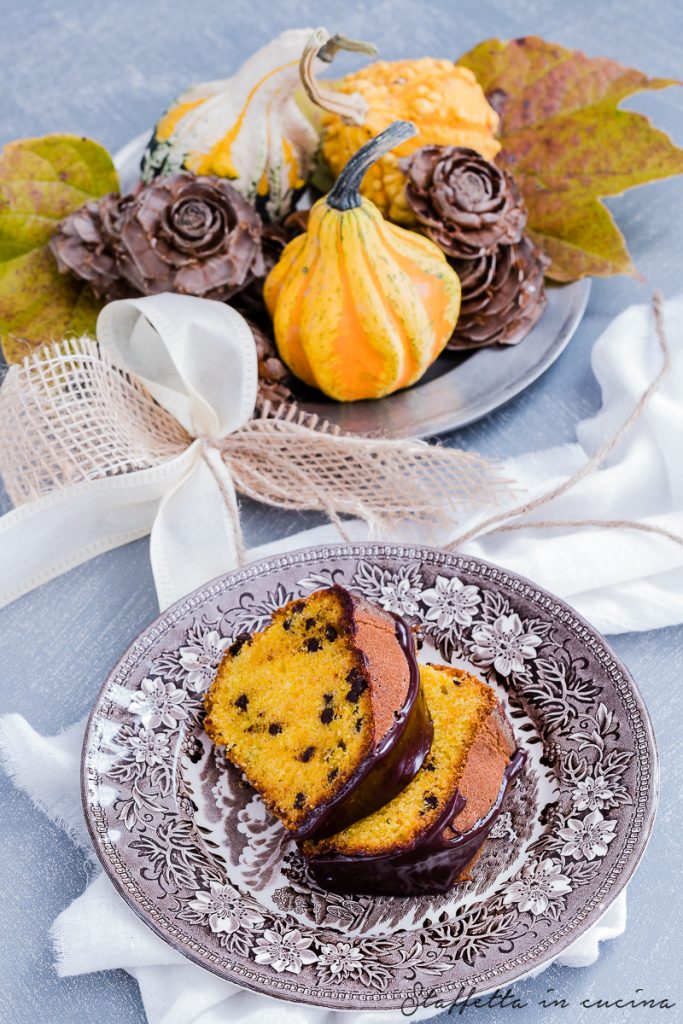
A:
[304,56,500,224]
[140,28,376,221]
[263,122,462,403]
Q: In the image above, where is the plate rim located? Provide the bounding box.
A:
[81,542,659,1008]
[113,134,591,440]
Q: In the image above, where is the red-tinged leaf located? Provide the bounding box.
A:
[457,37,683,280]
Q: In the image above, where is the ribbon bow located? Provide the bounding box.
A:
[0,294,507,610]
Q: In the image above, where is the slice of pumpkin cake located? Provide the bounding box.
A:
[204,585,433,838]
[302,664,523,895]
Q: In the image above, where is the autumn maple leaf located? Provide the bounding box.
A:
[458,36,683,281]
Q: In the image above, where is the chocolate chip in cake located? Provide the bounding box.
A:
[327,767,339,782]
[320,706,334,725]
[234,694,249,712]
[337,739,346,751]
[355,717,363,732]
[282,619,292,631]
[325,625,338,642]
[423,793,439,809]
[345,667,368,703]
[323,692,333,704]
[291,601,305,615]
[228,634,251,657]
[299,746,316,762]
[268,722,283,735]
[293,791,306,809]
[305,617,316,629]
[304,637,321,652]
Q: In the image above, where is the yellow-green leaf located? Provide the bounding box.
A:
[457,37,683,280]
[0,134,119,361]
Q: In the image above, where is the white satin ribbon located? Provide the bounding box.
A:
[0,293,258,610]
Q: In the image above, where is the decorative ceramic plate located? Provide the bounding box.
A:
[82,543,658,1010]
[115,135,591,439]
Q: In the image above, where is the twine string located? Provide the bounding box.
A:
[196,439,247,566]
[489,518,683,548]
[446,291,683,552]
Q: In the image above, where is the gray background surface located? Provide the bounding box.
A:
[1,1,682,1021]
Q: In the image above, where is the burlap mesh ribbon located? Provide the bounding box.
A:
[0,338,188,500]
[0,293,509,608]
[0,340,506,522]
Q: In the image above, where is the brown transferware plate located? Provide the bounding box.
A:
[82,543,658,1009]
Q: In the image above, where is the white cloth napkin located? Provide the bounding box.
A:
[2,295,682,1022]
[464,295,683,634]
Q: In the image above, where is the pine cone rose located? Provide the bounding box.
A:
[48,195,135,301]
[50,173,265,302]
[449,237,549,349]
[247,318,295,410]
[401,146,527,259]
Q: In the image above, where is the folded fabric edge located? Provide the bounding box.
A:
[50,874,187,977]
[0,713,94,857]
[554,890,627,968]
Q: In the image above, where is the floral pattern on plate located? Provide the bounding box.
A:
[82,544,658,1009]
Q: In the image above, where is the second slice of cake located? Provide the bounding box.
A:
[204,585,433,838]
[302,664,523,894]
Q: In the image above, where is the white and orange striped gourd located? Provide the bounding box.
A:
[140,28,374,221]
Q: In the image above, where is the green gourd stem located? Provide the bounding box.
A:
[327,121,417,211]
[299,28,378,127]
[317,33,379,63]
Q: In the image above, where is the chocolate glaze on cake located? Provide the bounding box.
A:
[294,606,433,839]
[304,703,525,895]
